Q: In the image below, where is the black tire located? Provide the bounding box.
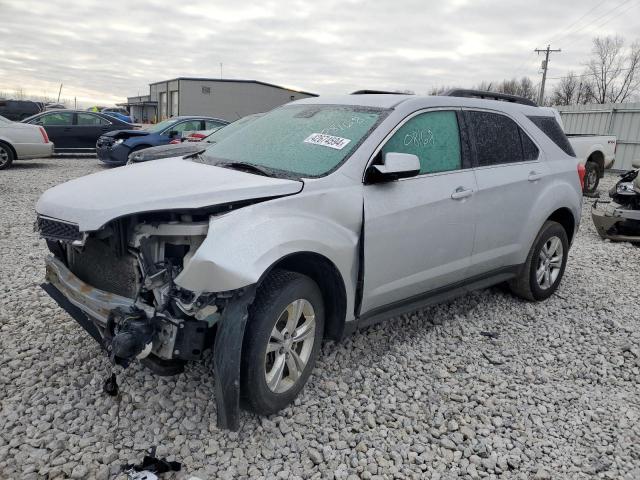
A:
[241,269,324,415]
[509,221,569,301]
[583,161,599,194]
[0,142,14,170]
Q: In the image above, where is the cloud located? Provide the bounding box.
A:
[1,0,639,105]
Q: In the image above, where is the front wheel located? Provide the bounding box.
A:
[509,221,569,301]
[583,161,599,194]
[241,270,324,415]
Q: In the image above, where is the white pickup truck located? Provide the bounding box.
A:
[545,108,616,194]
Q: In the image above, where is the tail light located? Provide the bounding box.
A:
[577,162,586,190]
[39,127,49,144]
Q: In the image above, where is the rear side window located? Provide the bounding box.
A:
[527,115,575,157]
[382,110,462,174]
[77,113,109,126]
[466,111,540,165]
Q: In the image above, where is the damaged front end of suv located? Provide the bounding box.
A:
[38,208,257,429]
[592,167,640,243]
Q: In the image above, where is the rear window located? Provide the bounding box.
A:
[527,116,575,157]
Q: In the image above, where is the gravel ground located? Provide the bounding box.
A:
[1,157,639,480]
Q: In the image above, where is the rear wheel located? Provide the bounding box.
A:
[509,221,569,301]
[0,142,14,170]
[241,270,324,415]
[583,161,599,194]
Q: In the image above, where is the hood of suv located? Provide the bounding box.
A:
[36,157,303,231]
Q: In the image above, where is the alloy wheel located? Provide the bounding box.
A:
[536,236,563,289]
[264,299,316,393]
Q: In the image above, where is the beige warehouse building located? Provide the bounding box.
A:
[121,77,317,123]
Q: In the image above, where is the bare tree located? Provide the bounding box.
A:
[585,35,640,103]
[551,72,580,105]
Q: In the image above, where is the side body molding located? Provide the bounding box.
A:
[175,186,364,323]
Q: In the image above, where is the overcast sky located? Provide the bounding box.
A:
[1,0,639,106]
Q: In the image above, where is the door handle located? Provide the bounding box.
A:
[63,127,72,132]
[451,187,473,200]
[528,171,543,182]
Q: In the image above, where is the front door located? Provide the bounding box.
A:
[361,110,477,314]
[31,112,75,149]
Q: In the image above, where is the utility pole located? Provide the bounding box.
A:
[535,45,561,105]
[220,62,223,79]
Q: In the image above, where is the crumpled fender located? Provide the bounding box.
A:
[174,187,363,320]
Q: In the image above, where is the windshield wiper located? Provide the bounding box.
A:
[218,162,274,177]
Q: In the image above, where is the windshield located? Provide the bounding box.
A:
[200,105,386,177]
[146,119,176,133]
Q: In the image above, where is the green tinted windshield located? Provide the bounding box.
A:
[201,105,385,177]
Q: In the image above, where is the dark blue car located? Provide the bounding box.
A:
[96,116,228,165]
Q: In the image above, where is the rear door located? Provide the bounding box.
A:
[30,112,75,149]
[464,109,548,276]
[76,113,113,149]
[361,109,478,313]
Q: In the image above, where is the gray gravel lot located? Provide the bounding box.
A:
[1,157,639,479]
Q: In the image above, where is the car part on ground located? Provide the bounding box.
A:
[35,93,582,430]
[591,167,640,243]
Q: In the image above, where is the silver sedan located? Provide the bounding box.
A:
[0,114,54,170]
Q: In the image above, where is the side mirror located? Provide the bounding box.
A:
[632,158,640,169]
[366,152,421,183]
[168,130,179,137]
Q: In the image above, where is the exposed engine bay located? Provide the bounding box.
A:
[40,210,243,373]
[592,168,640,243]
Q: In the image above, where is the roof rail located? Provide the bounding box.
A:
[443,89,537,107]
[351,89,414,95]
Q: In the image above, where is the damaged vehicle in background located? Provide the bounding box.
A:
[592,159,640,243]
[96,116,228,166]
[36,90,583,430]
[127,113,262,164]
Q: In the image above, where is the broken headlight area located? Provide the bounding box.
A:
[41,213,234,371]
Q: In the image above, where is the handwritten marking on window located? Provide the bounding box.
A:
[404,129,435,147]
[321,116,364,135]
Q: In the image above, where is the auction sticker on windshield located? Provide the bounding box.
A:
[304,133,351,150]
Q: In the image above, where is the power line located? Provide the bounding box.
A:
[557,0,637,48]
[511,0,615,78]
[562,0,640,49]
[548,0,609,45]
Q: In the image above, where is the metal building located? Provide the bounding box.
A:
[120,78,316,123]
[557,102,640,170]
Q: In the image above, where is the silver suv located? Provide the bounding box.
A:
[36,90,583,429]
